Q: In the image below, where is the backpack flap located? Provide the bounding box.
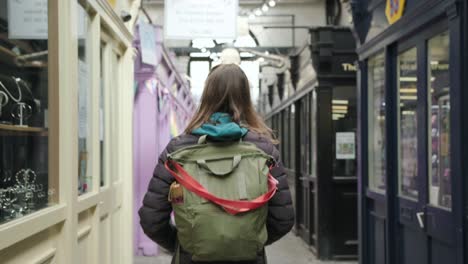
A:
[196,155,241,177]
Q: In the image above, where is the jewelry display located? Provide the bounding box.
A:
[0,79,22,103]
[11,102,32,126]
[0,91,8,118]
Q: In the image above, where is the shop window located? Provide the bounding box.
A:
[332,86,357,177]
[398,47,419,200]
[428,32,451,210]
[77,2,92,195]
[368,53,386,193]
[0,0,56,224]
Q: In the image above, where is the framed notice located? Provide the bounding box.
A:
[8,0,48,39]
[336,132,356,160]
[165,0,238,40]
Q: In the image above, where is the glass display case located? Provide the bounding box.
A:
[368,53,386,192]
[0,0,56,224]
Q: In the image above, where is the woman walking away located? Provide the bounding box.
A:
[139,64,295,264]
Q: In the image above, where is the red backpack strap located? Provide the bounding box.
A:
[164,159,278,215]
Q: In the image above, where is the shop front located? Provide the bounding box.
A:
[265,27,358,260]
[0,1,137,263]
[351,0,467,263]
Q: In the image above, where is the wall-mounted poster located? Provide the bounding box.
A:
[8,0,48,39]
[165,0,238,39]
[336,132,356,160]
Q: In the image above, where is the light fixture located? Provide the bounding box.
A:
[332,109,348,114]
[332,105,348,111]
[201,48,207,53]
[254,8,262,16]
[332,100,348,105]
[249,13,256,20]
[399,88,417,93]
[268,0,276,7]
[262,4,269,12]
[399,77,417,82]
[400,95,417,101]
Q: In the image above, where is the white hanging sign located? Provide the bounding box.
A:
[8,0,48,39]
[164,0,238,40]
[336,132,356,160]
[139,22,158,66]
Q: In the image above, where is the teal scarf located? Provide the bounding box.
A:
[192,112,248,141]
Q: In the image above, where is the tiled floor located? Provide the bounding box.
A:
[134,232,357,264]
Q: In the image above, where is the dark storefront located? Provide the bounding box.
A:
[265,27,358,260]
[351,0,467,263]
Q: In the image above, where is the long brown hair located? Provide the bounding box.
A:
[185,64,277,143]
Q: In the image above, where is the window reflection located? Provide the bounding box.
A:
[428,32,451,209]
[368,53,386,192]
[77,2,92,195]
[398,47,418,200]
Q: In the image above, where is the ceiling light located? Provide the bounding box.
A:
[248,13,256,20]
[268,0,276,7]
[332,109,348,114]
[262,4,269,12]
[254,9,262,16]
[400,95,417,100]
[399,88,417,93]
[332,105,348,111]
[332,100,348,105]
[201,48,207,53]
[399,77,417,82]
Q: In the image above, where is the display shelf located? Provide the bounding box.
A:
[0,124,48,136]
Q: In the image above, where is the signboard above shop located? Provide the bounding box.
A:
[164,0,238,40]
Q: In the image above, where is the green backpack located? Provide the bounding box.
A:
[165,136,277,262]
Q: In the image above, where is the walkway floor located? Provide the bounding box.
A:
[134,232,357,264]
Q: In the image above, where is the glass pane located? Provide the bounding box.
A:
[77,3,92,195]
[368,53,386,192]
[110,52,120,182]
[290,104,296,171]
[332,86,357,177]
[428,32,451,209]
[100,43,105,187]
[398,47,418,200]
[0,0,56,224]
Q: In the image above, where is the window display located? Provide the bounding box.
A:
[368,53,386,192]
[332,86,357,177]
[0,0,56,224]
[77,2,92,195]
[428,32,451,209]
[398,47,419,200]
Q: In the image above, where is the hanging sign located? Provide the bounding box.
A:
[385,0,406,24]
[336,132,356,160]
[8,0,48,39]
[164,0,238,40]
[139,22,158,66]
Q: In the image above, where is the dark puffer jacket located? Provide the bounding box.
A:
[138,132,295,264]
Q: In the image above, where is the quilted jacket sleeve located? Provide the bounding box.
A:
[265,144,295,245]
[138,141,177,252]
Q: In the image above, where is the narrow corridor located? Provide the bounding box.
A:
[134,232,357,264]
